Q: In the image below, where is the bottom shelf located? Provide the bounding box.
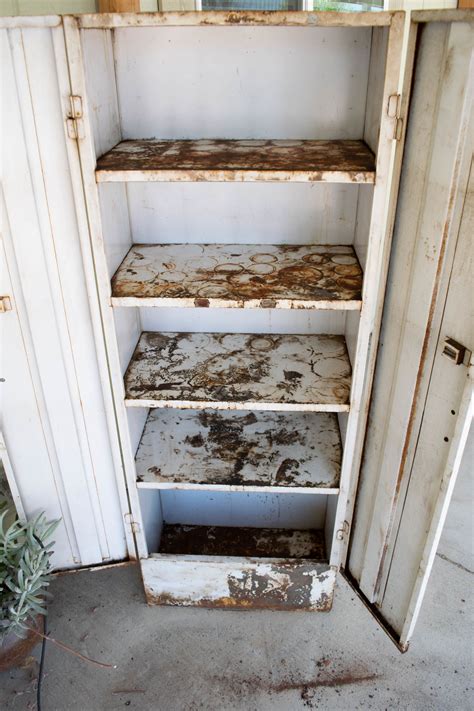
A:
[159,523,326,559]
[141,524,335,611]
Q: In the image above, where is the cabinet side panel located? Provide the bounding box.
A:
[364,26,389,154]
[81,27,121,156]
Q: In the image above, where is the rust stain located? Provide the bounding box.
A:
[96,139,376,180]
[112,243,363,306]
[226,564,330,611]
[159,524,326,559]
[145,588,332,612]
[136,409,342,489]
[124,331,352,407]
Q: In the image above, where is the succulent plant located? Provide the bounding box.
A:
[0,509,58,641]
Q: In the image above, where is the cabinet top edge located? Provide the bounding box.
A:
[75,11,394,30]
[1,9,470,31]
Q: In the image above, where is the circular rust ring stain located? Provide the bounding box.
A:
[334,264,359,275]
[250,253,278,264]
[197,285,230,298]
[214,263,245,274]
[249,336,274,352]
[248,263,276,275]
[330,254,357,265]
[302,253,328,265]
[336,276,361,289]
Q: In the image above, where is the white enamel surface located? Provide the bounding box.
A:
[113,27,371,140]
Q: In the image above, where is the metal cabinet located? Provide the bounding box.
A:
[1,9,472,649]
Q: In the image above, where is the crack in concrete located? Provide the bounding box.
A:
[437,552,473,575]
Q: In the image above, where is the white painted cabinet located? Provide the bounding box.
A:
[1,9,472,649]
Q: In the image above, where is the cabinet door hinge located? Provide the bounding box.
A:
[387,93,403,141]
[336,520,350,541]
[124,512,140,534]
[66,95,85,140]
[0,296,12,313]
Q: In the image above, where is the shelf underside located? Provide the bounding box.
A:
[159,524,326,560]
[136,409,341,492]
[124,332,351,410]
[112,243,363,310]
[96,139,376,183]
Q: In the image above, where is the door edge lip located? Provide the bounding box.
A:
[341,568,409,653]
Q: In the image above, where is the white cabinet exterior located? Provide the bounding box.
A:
[0,9,471,648]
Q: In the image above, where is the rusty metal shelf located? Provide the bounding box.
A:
[136,409,341,493]
[159,524,327,560]
[95,139,376,183]
[124,331,351,411]
[143,523,332,609]
[111,243,363,310]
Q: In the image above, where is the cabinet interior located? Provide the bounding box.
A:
[81,19,389,598]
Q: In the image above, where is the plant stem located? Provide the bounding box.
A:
[25,624,116,669]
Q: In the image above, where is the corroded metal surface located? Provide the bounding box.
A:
[136,409,341,491]
[143,558,335,611]
[112,243,363,309]
[142,522,335,610]
[159,524,326,558]
[124,332,351,410]
[96,139,376,183]
[78,11,394,29]
[142,524,334,610]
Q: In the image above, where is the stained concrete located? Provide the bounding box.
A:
[1,431,472,711]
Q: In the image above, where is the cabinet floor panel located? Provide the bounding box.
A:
[96,139,376,183]
[124,331,351,411]
[136,409,341,492]
[159,523,326,560]
[112,243,363,310]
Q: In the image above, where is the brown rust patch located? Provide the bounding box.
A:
[111,243,363,306]
[194,297,210,308]
[159,524,326,559]
[145,557,333,611]
[96,139,375,180]
[135,409,342,489]
[226,563,329,610]
[124,331,352,407]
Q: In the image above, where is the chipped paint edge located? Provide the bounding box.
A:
[137,481,340,494]
[124,399,350,412]
[96,169,376,184]
[141,555,336,611]
[111,296,362,310]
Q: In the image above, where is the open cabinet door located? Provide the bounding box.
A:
[344,15,473,651]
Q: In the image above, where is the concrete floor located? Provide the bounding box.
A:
[1,434,472,711]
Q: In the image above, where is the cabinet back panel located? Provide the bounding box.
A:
[126,182,359,246]
[140,307,346,336]
[113,26,372,140]
[160,490,327,531]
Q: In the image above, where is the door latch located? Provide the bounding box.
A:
[442,337,471,366]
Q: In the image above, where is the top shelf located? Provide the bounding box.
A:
[95,139,376,184]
